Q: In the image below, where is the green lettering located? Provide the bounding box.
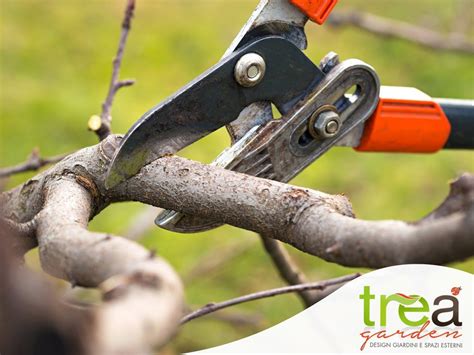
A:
[380,294,400,326]
[359,286,375,326]
[398,295,429,326]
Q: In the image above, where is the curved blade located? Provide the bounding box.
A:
[105,36,324,188]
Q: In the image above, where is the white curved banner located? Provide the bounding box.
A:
[190,265,473,354]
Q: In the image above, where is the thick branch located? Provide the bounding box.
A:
[329,10,474,53]
[35,177,183,353]
[3,136,473,269]
[1,136,472,351]
[116,151,474,267]
[181,273,360,324]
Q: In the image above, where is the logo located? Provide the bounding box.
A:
[451,286,462,296]
[358,285,463,351]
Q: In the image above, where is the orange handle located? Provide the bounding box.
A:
[355,87,451,153]
[289,0,339,25]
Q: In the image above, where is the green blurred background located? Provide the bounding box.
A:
[1,0,473,352]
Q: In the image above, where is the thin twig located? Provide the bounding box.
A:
[89,0,136,141]
[260,236,318,308]
[207,311,264,328]
[0,148,68,178]
[181,273,360,324]
[185,305,264,328]
[328,10,474,53]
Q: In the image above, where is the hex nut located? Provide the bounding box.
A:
[234,53,266,87]
[309,110,341,139]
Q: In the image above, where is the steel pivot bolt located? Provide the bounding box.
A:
[234,53,266,87]
[309,109,341,139]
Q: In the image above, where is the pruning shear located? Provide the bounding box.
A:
[106,0,474,233]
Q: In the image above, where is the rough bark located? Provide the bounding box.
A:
[1,135,472,352]
[112,140,473,267]
[4,2,471,353]
[36,178,183,353]
[3,135,473,268]
[1,147,185,353]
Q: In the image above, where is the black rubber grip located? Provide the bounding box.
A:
[436,98,474,149]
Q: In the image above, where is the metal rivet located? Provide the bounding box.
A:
[234,53,266,87]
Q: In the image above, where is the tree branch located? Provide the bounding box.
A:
[35,176,183,353]
[0,147,68,178]
[3,136,472,268]
[89,0,136,140]
[260,237,318,307]
[184,305,264,328]
[114,148,473,267]
[419,173,474,223]
[181,273,360,324]
[328,10,474,53]
[3,3,473,352]
[1,136,472,351]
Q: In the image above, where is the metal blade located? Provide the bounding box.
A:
[106,36,324,188]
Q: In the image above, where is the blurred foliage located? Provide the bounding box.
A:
[1,0,473,353]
